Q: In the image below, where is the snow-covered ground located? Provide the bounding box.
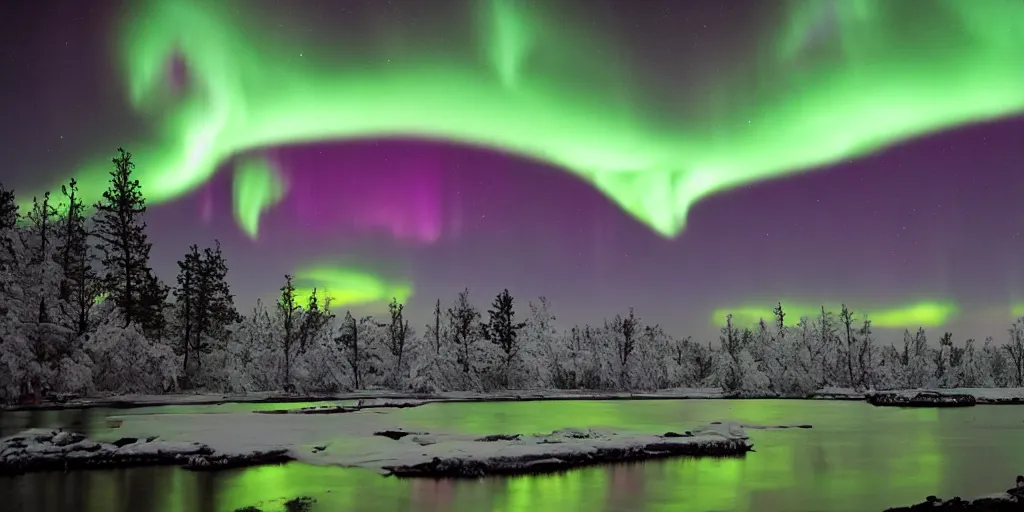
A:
[2,408,759,477]
[11,386,1024,411]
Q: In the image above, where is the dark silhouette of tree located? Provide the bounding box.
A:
[297,288,333,356]
[0,184,17,273]
[382,297,410,387]
[432,298,442,354]
[56,179,95,337]
[0,184,16,230]
[276,274,300,389]
[839,304,856,387]
[482,289,527,387]
[174,245,201,379]
[337,310,375,389]
[93,148,157,329]
[772,302,786,333]
[26,192,57,325]
[857,318,874,388]
[1005,318,1024,386]
[448,288,481,376]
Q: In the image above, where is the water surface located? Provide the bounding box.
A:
[2,399,1021,511]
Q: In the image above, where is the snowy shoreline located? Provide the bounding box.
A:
[7,386,1024,412]
[884,486,1024,511]
[0,412,757,478]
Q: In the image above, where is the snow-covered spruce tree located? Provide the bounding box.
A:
[757,304,798,394]
[982,336,1010,387]
[292,290,340,393]
[607,308,640,390]
[88,299,176,394]
[633,324,671,390]
[0,184,23,400]
[481,289,527,389]
[447,288,483,390]
[902,327,936,388]
[225,300,279,392]
[172,242,241,388]
[712,313,742,392]
[523,296,557,388]
[336,310,381,390]
[933,332,956,388]
[379,297,411,389]
[408,298,449,393]
[7,192,74,400]
[856,318,877,390]
[955,338,989,387]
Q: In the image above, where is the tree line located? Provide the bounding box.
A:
[1,148,1023,402]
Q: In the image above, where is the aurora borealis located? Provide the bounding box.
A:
[2,0,1024,340]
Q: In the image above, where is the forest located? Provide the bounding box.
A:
[2,149,1024,403]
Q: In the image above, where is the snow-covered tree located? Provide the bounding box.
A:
[933,332,956,388]
[1004,317,1024,386]
[380,297,411,388]
[481,289,527,389]
[336,310,379,390]
[87,303,176,394]
[522,296,557,386]
[225,300,276,392]
[955,338,988,387]
[607,308,640,389]
[447,288,483,389]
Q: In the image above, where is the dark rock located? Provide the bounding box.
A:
[284,497,316,512]
[884,479,1024,511]
[475,434,522,442]
[661,431,692,438]
[184,450,291,471]
[111,437,139,448]
[868,391,977,408]
[374,430,421,441]
[255,405,357,415]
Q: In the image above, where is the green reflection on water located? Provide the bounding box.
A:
[4,400,1023,512]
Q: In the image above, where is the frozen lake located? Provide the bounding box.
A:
[2,399,1022,511]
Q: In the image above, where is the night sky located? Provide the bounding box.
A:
[1,0,1022,342]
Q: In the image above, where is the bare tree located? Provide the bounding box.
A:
[1005,318,1024,386]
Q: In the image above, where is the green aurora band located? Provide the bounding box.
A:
[290,264,413,309]
[19,0,1024,238]
[711,300,959,330]
[232,156,286,239]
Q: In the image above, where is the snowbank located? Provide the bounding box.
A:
[0,428,290,475]
[9,386,1023,413]
[2,388,728,411]
[1,410,755,477]
[359,421,752,478]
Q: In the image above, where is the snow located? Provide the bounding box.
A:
[0,409,754,477]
